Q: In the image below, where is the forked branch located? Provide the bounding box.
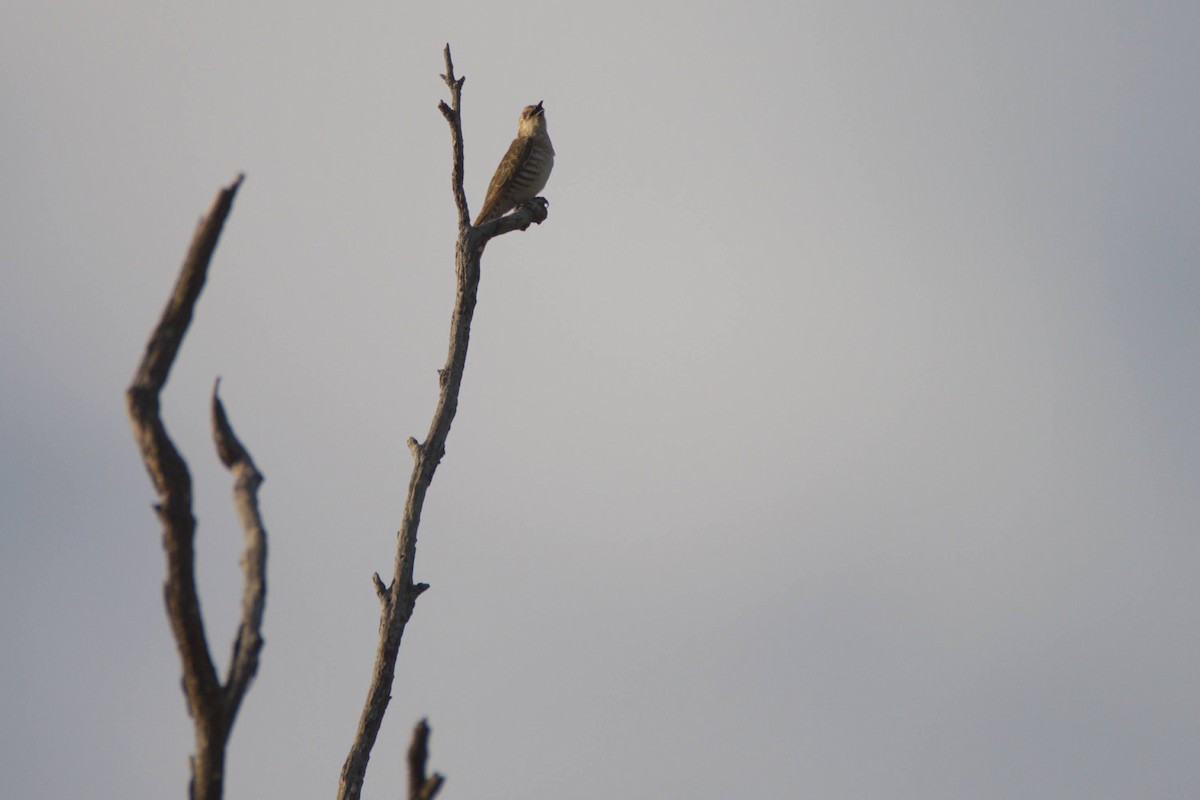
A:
[126,175,268,800]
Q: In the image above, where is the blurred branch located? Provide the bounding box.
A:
[407,719,445,800]
[211,378,268,716]
[126,175,268,800]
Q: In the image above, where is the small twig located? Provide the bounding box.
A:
[406,719,446,800]
[438,43,470,233]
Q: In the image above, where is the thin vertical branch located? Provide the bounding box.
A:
[127,175,269,800]
[336,45,471,799]
[438,43,470,234]
[338,45,550,800]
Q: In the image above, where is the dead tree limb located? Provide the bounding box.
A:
[211,378,268,712]
[407,719,445,800]
[126,175,268,800]
[337,44,549,800]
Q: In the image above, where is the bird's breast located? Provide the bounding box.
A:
[513,145,554,198]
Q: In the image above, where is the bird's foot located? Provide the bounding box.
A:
[520,197,550,227]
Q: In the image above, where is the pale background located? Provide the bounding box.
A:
[3,1,1199,798]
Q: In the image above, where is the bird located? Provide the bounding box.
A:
[474,101,555,226]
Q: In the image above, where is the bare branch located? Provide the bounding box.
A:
[406,719,445,800]
[127,175,243,725]
[339,45,553,799]
[128,175,244,410]
[126,175,268,800]
[470,196,550,242]
[211,379,268,722]
[438,43,470,233]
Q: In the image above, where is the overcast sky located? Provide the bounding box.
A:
[3,1,1199,798]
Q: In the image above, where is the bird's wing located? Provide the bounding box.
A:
[475,136,537,224]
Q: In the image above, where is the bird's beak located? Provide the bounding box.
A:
[532,101,544,116]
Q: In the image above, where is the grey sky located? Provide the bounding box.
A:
[3,1,1198,798]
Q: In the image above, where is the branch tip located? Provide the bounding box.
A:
[407,718,444,800]
[211,380,248,470]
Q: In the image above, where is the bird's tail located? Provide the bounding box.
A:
[473,205,501,227]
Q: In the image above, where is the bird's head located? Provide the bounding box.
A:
[517,101,547,137]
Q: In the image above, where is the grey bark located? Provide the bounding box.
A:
[336,44,548,800]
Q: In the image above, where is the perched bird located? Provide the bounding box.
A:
[474,101,555,226]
